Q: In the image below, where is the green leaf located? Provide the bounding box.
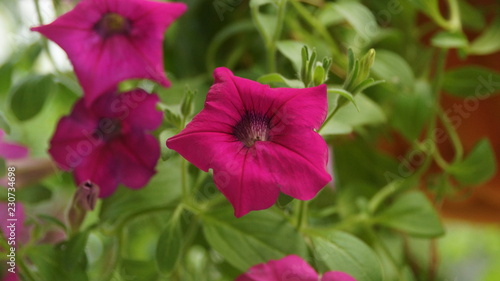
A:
[0,62,13,101]
[328,88,358,110]
[390,80,433,140]
[59,230,90,270]
[0,112,10,134]
[371,50,415,93]
[321,93,386,136]
[448,139,496,186]
[332,1,380,41]
[309,230,383,281]
[469,16,500,55]
[202,207,307,271]
[99,157,181,225]
[442,66,500,98]
[120,259,159,281]
[376,191,445,238]
[257,73,304,88]
[159,128,178,161]
[318,3,344,26]
[276,40,306,73]
[156,217,183,274]
[431,31,468,49]
[250,0,278,45]
[9,74,55,121]
[458,0,486,30]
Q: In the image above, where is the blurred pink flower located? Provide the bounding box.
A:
[167,67,331,217]
[31,0,187,105]
[0,130,28,160]
[235,255,356,281]
[49,89,162,197]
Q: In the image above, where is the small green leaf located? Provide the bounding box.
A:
[59,230,90,270]
[202,207,307,272]
[257,73,304,88]
[372,50,415,93]
[448,139,496,186]
[277,40,306,73]
[390,80,433,140]
[9,74,55,121]
[309,230,383,281]
[0,112,10,134]
[313,64,325,86]
[469,16,500,55]
[159,129,178,161]
[156,218,183,274]
[442,66,500,98]
[250,0,278,45]
[376,191,445,238]
[321,93,386,136]
[0,62,13,100]
[431,31,468,49]
[332,1,380,42]
[327,88,358,110]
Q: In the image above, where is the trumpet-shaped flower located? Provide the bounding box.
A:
[31,0,187,105]
[235,255,357,281]
[167,67,331,217]
[49,89,162,197]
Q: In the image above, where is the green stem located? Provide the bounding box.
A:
[318,102,341,133]
[446,0,462,32]
[268,0,287,72]
[295,200,308,229]
[33,0,59,72]
[437,106,464,163]
[288,0,345,74]
[181,157,189,202]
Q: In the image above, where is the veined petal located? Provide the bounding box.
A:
[112,132,159,188]
[235,255,318,281]
[212,145,280,218]
[263,127,331,200]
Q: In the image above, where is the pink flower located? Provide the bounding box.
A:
[49,89,162,197]
[31,0,187,105]
[167,67,331,217]
[235,255,357,281]
[0,130,28,160]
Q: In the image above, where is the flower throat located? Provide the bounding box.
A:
[233,112,270,147]
[94,13,131,38]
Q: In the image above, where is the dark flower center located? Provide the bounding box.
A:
[94,13,131,38]
[233,112,271,147]
[93,118,122,142]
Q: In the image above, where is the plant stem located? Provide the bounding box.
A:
[33,0,60,72]
[288,0,345,75]
[268,0,288,73]
[318,102,341,133]
[295,200,308,229]
[437,106,464,163]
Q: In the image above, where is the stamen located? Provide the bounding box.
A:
[233,112,270,147]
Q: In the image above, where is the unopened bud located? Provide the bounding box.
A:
[75,180,99,211]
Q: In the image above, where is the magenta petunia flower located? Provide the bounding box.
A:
[235,255,357,281]
[31,0,187,105]
[167,67,331,217]
[0,130,28,160]
[49,89,162,197]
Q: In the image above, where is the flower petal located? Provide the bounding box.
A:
[112,133,159,188]
[321,271,357,281]
[236,255,318,281]
[73,145,120,197]
[212,145,281,218]
[261,127,331,200]
[31,0,187,104]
